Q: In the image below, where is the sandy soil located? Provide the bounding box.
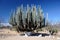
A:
[0,29,60,40]
[0,35,59,40]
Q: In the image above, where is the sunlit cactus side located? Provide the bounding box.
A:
[15,7,21,32]
[9,4,46,32]
[37,6,45,28]
[16,6,24,31]
[27,5,31,29]
[9,10,17,26]
[14,5,24,31]
[30,12,34,30]
[20,5,24,30]
[45,13,48,26]
[31,5,37,30]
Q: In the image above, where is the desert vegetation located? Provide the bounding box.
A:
[9,4,47,32]
[9,4,59,36]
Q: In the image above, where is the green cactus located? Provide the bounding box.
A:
[37,6,45,28]
[9,4,46,32]
[9,10,17,26]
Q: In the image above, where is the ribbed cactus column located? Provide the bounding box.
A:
[37,5,45,28]
[46,13,48,26]
[9,10,16,26]
[16,7,20,26]
[26,4,30,29]
[31,5,36,24]
[15,5,24,30]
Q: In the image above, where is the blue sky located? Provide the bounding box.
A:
[0,0,60,23]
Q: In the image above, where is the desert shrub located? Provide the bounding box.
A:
[49,29,58,35]
[36,28,43,32]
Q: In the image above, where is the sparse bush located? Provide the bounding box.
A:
[49,29,58,35]
[36,28,43,32]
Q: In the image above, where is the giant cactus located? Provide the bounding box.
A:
[9,4,46,32]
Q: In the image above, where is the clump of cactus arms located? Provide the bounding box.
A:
[9,4,46,32]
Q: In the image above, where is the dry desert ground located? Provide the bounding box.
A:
[0,29,60,40]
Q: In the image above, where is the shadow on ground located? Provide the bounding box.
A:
[20,32,50,37]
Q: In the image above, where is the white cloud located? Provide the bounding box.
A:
[1,23,12,27]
